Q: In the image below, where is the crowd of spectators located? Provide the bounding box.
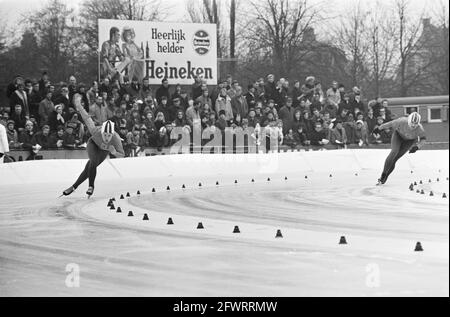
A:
[0,72,396,158]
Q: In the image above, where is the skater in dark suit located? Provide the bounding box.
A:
[374,112,426,185]
[62,94,124,197]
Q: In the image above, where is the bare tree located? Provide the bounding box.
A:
[335,1,370,88]
[366,4,397,98]
[394,0,425,96]
[186,0,222,58]
[246,0,322,78]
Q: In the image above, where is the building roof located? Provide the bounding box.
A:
[385,95,449,106]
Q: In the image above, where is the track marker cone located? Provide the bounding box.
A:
[285,177,288,181]
[137,190,141,195]
[143,213,149,221]
[110,204,115,210]
[235,180,238,184]
[199,182,202,187]
[116,207,122,213]
[275,229,283,238]
[128,211,134,217]
[167,217,174,225]
[421,189,425,195]
[251,179,255,183]
[120,194,124,199]
[430,191,434,196]
[339,236,347,245]
[197,222,204,229]
[414,181,417,186]
[409,184,414,191]
[216,181,219,186]
[126,192,130,197]
[182,184,186,189]
[233,225,240,233]
[414,242,423,252]
[443,193,447,198]
[166,186,170,191]
[152,188,156,193]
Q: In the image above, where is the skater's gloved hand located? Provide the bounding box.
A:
[108,145,117,155]
[409,145,419,153]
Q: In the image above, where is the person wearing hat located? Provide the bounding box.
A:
[0,118,9,163]
[355,119,369,147]
[48,104,66,132]
[61,94,124,197]
[5,120,19,149]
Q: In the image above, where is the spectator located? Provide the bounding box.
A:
[89,96,108,126]
[310,92,323,113]
[32,125,52,150]
[49,105,67,132]
[328,119,347,147]
[292,80,302,108]
[66,112,84,143]
[138,125,150,148]
[264,74,277,101]
[54,85,71,110]
[309,121,329,146]
[29,81,42,121]
[247,108,259,128]
[155,78,170,104]
[278,97,295,135]
[68,75,77,102]
[326,81,341,114]
[6,120,20,149]
[139,77,153,101]
[245,84,257,109]
[338,83,346,101]
[10,82,29,117]
[49,125,65,149]
[186,100,202,130]
[294,123,310,146]
[196,88,213,111]
[379,107,392,122]
[62,126,79,149]
[11,104,27,132]
[355,120,369,147]
[191,76,203,100]
[231,86,248,123]
[351,92,364,115]
[86,81,99,107]
[19,120,38,159]
[215,88,233,122]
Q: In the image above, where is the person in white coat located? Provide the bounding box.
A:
[0,123,9,163]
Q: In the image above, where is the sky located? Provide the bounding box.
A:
[0,0,448,42]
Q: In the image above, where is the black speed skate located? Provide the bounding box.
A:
[86,186,94,198]
[376,174,387,186]
[61,186,75,197]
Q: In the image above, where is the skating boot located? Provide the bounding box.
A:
[86,186,94,198]
[61,186,75,197]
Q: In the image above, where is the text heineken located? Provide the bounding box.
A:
[146,60,213,80]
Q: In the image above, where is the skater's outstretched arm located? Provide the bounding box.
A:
[73,93,97,135]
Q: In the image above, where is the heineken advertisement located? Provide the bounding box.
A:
[98,19,218,85]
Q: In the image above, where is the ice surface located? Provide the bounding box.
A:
[0,150,448,296]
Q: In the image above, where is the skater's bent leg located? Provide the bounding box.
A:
[73,161,91,189]
[385,139,415,178]
[381,132,402,180]
[72,141,101,189]
[88,151,109,188]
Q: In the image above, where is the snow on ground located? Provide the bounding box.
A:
[0,150,448,296]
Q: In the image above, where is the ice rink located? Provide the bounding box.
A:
[0,149,448,296]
